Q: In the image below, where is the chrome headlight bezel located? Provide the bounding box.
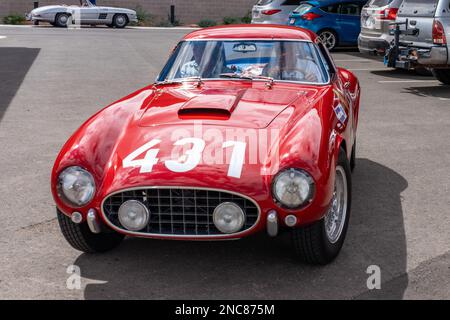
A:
[57,166,96,208]
[271,168,315,209]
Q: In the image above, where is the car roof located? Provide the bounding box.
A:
[305,0,367,6]
[183,24,318,42]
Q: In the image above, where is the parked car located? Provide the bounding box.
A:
[251,0,300,24]
[52,25,361,265]
[25,0,138,28]
[385,0,450,84]
[358,0,403,55]
[288,0,369,50]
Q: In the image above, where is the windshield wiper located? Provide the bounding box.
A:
[219,73,274,88]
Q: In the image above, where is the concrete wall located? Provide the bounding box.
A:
[0,0,257,24]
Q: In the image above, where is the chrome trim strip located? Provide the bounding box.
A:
[87,209,102,234]
[100,186,262,239]
[266,210,278,237]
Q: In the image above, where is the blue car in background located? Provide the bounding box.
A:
[288,0,368,50]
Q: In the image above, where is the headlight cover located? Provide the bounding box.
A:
[57,166,95,207]
[272,168,315,209]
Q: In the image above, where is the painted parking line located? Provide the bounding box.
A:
[348,68,385,71]
[0,36,6,39]
[129,26,199,30]
[378,80,440,83]
[0,24,199,30]
[334,59,375,62]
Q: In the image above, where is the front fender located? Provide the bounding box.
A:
[51,86,155,217]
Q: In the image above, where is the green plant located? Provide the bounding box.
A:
[132,5,155,26]
[198,19,217,28]
[223,16,240,25]
[3,14,25,25]
[241,11,252,24]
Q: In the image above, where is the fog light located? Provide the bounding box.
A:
[213,202,245,234]
[285,215,297,227]
[118,200,149,231]
[71,212,83,224]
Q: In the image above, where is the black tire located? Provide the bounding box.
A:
[57,209,124,253]
[350,141,356,172]
[318,29,338,51]
[291,148,352,265]
[113,14,128,28]
[432,69,450,85]
[55,13,71,28]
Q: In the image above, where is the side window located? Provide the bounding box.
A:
[317,42,336,77]
[282,0,300,5]
[339,3,362,16]
[320,4,340,14]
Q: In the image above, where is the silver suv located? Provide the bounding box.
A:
[385,0,450,84]
[251,0,300,24]
[359,0,404,55]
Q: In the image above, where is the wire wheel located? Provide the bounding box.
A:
[324,165,348,244]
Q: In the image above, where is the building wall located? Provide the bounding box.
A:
[0,0,258,24]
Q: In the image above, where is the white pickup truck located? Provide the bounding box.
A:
[385,0,450,84]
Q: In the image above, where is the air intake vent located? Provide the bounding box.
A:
[178,108,231,119]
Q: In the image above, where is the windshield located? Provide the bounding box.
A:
[368,0,393,6]
[294,4,313,14]
[80,0,94,7]
[256,0,274,5]
[158,40,329,84]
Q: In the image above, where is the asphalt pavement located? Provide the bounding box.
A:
[0,25,449,299]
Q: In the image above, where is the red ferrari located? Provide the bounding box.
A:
[52,25,360,264]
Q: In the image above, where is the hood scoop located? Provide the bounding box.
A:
[177,89,244,120]
[139,86,306,129]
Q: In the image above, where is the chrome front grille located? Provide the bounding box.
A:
[102,187,259,236]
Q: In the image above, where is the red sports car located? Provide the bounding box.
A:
[52,25,360,264]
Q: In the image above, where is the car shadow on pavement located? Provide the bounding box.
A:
[370,69,432,80]
[0,47,40,122]
[402,85,450,100]
[74,159,408,300]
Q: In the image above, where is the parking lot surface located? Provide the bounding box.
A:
[0,26,449,299]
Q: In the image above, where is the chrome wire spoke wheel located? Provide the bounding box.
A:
[324,166,348,244]
[319,31,336,50]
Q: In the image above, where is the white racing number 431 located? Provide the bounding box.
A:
[123,138,246,178]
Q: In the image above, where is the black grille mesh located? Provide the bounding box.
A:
[102,188,259,235]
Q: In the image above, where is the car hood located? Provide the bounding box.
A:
[53,81,332,203]
[139,83,306,129]
[31,5,65,14]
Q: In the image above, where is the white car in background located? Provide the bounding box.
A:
[251,0,300,24]
[26,0,138,28]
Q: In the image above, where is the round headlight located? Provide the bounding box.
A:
[213,202,245,234]
[57,166,95,207]
[118,200,149,231]
[272,168,315,209]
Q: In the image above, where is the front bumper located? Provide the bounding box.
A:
[358,35,390,55]
[26,14,45,22]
